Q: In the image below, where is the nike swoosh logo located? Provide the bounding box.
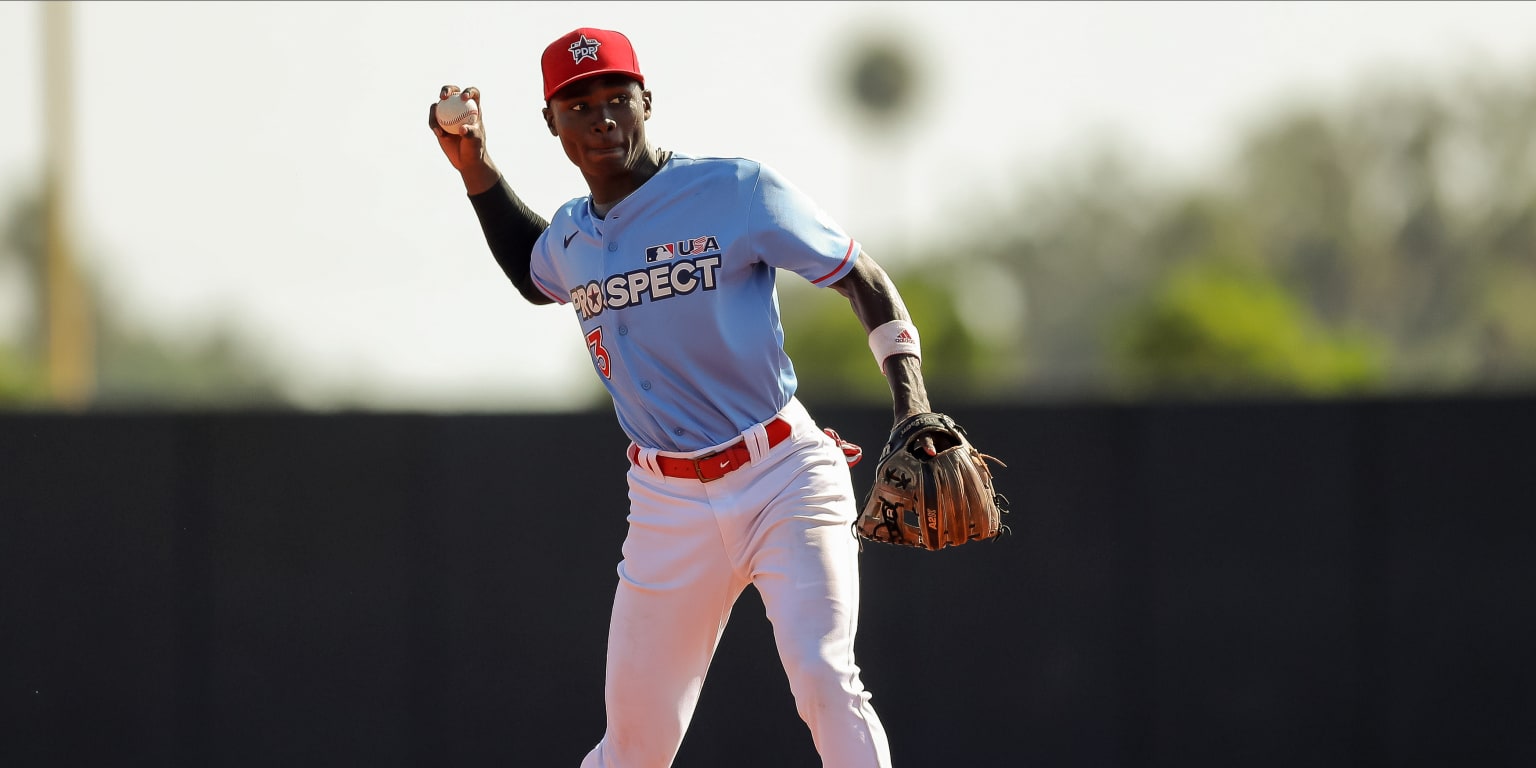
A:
[719,460,731,469]
[563,231,579,248]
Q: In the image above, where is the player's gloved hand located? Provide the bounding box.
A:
[854,412,1010,551]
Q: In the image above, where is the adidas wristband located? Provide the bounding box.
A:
[868,319,921,374]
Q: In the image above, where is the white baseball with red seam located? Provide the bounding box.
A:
[436,96,479,135]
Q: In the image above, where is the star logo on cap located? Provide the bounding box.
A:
[569,34,601,64]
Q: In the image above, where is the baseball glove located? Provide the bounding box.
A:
[855,412,1009,551]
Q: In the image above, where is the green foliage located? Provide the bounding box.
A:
[1110,262,1383,398]
[1229,70,1536,390]
[780,267,1002,406]
[8,62,1536,409]
[781,64,1536,403]
[0,189,293,410]
[0,344,45,404]
[92,323,292,409]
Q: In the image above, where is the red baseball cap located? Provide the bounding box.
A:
[541,28,644,101]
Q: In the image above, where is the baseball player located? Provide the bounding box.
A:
[428,27,938,768]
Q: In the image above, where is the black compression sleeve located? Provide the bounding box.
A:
[468,175,554,305]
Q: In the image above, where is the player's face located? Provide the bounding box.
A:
[544,75,652,183]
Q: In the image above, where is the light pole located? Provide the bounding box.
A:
[42,0,94,408]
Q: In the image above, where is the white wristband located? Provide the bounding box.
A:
[868,319,921,374]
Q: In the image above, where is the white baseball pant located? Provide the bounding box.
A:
[579,398,891,768]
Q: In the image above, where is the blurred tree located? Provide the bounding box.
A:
[0,344,44,402]
[785,61,1536,403]
[785,143,1172,404]
[0,189,293,409]
[1110,260,1383,398]
[781,264,1000,406]
[4,62,1532,410]
[0,191,44,404]
[1234,68,1536,392]
[1110,192,1386,397]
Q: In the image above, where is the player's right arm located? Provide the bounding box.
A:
[429,85,554,306]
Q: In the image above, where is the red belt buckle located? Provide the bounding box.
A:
[692,449,731,483]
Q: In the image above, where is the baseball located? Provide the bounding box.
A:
[435,96,479,135]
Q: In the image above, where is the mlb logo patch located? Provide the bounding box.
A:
[646,243,676,263]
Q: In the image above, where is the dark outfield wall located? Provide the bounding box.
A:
[2,397,1534,768]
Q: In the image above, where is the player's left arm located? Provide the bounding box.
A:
[829,250,933,424]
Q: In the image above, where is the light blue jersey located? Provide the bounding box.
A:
[528,153,859,452]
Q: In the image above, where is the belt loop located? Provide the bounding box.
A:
[743,421,772,464]
[633,444,664,476]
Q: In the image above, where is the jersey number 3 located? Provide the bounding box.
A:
[586,327,611,379]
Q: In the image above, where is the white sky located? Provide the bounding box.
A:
[2,1,1535,411]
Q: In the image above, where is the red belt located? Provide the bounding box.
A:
[628,417,793,483]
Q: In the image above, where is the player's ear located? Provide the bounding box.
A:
[642,89,652,120]
[542,106,557,136]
